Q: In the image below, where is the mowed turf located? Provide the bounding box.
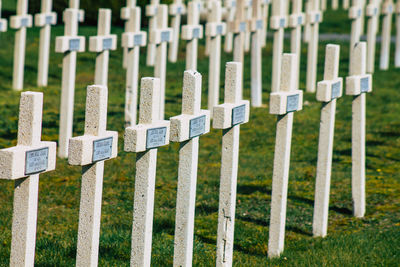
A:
[0,7,399,266]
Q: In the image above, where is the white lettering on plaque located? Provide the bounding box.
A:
[189,115,206,138]
[103,38,113,50]
[286,94,299,112]
[360,77,370,93]
[146,127,167,149]
[92,137,113,162]
[25,147,49,175]
[331,81,341,99]
[193,28,200,38]
[239,22,246,32]
[69,38,80,51]
[232,104,246,126]
[161,31,170,42]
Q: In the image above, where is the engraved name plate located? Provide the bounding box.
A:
[239,22,246,32]
[232,104,246,125]
[69,38,80,51]
[146,127,167,149]
[193,27,200,38]
[316,13,321,22]
[177,6,183,14]
[134,34,143,46]
[161,31,170,42]
[298,15,303,25]
[92,137,113,162]
[286,94,299,112]
[256,20,263,30]
[189,115,206,138]
[360,77,370,93]
[21,17,29,27]
[388,4,393,13]
[45,15,53,25]
[25,147,49,175]
[216,24,224,35]
[280,18,286,28]
[373,7,378,16]
[103,38,113,50]
[331,81,341,99]
[357,9,362,17]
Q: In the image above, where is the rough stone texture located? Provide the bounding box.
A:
[168,0,186,63]
[306,0,321,92]
[182,1,203,70]
[366,1,379,73]
[214,62,250,266]
[89,9,117,86]
[146,0,160,66]
[380,0,394,70]
[56,8,85,158]
[313,44,341,238]
[268,54,302,258]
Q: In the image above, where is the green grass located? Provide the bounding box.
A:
[0,8,399,266]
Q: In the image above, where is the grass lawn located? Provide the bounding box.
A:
[0,7,399,266]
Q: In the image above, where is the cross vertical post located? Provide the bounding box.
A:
[231,0,247,64]
[379,0,394,70]
[366,0,380,73]
[120,0,137,69]
[224,0,236,53]
[169,0,186,62]
[261,0,271,47]
[306,0,322,92]
[394,2,400,66]
[146,0,160,66]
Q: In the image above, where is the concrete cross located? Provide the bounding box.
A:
[182,1,204,70]
[89,9,117,86]
[55,8,86,158]
[10,0,32,91]
[303,0,311,43]
[229,0,247,64]
[170,71,211,267]
[344,0,351,9]
[332,0,339,9]
[270,0,288,93]
[68,85,118,267]
[306,0,322,93]
[223,0,237,53]
[150,4,173,119]
[349,0,363,69]
[69,0,85,23]
[268,53,303,258]
[0,92,56,266]
[206,0,226,116]
[321,0,327,10]
[379,0,394,70]
[146,0,160,66]
[168,0,186,63]
[244,0,252,52]
[0,1,8,33]
[366,0,380,73]
[120,0,136,69]
[394,1,400,66]
[124,78,170,267]
[122,7,147,127]
[249,0,264,107]
[313,44,343,237]
[346,42,372,218]
[261,0,271,47]
[34,0,57,87]
[213,62,250,266]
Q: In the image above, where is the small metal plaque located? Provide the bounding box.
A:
[232,104,246,126]
[189,115,206,138]
[279,18,286,28]
[331,81,341,99]
[92,137,113,162]
[232,1,237,7]
[286,94,299,112]
[21,17,29,27]
[193,28,200,38]
[134,34,143,46]
[373,8,378,16]
[360,77,370,93]
[357,9,362,18]
[256,20,263,30]
[177,6,183,14]
[388,4,393,13]
[146,127,167,149]
[239,22,246,32]
[25,147,49,175]
[216,24,224,35]
[103,38,113,50]
[298,15,303,25]
[69,38,80,51]
[161,31,170,42]
[315,13,321,22]
[45,15,53,25]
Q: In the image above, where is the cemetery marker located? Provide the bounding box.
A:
[120,0,137,69]
[169,0,186,63]
[289,0,305,90]
[379,0,394,70]
[224,0,237,53]
[366,0,380,73]
[146,0,160,66]
[306,0,322,92]
[394,2,400,67]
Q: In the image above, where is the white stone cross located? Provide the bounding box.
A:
[10,0,32,91]
[261,0,271,48]
[206,0,226,116]
[321,0,327,10]
[223,0,237,53]
[244,0,252,52]
[349,0,363,68]
[366,0,380,73]
[68,85,118,267]
[332,0,339,9]
[146,0,160,66]
[69,0,85,23]
[0,92,56,266]
[270,0,287,93]
[34,0,57,87]
[120,0,136,69]
[150,4,173,119]
[89,9,117,86]
[379,0,394,70]
[313,44,343,237]
[306,0,322,92]
[124,78,170,267]
[346,42,372,218]
[170,71,210,267]
[55,8,86,158]
[213,62,250,266]
[303,0,311,43]
[168,0,186,63]
[182,1,204,70]
[268,53,303,258]
[343,0,351,9]
[0,1,7,33]
[249,0,264,107]
[122,7,147,127]
[394,1,400,67]
[230,0,247,64]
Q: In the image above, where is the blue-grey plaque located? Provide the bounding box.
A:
[45,15,53,25]
[146,127,167,149]
[239,22,246,32]
[69,38,80,51]
[286,94,299,112]
[216,24,223,35]
[103,38,113,50]
[316,13,321,22]
[357,9,362,18]
[373,7,378,16]
[388,4,393,13]
[25,147,49,175]
[256,20,263,30]
[298,15,303,25]
[193,28,200,38]
[189,115,206,138]
[21,17,29,27]
[134,34,143,46]
[232,1,237,7]
[360,77,370,93]
[92,137,113,162]
[232,104,246,126]
[279,18,286,28]
[177,6,183,14]
[331,81,341,99]
[161,31,170,42]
